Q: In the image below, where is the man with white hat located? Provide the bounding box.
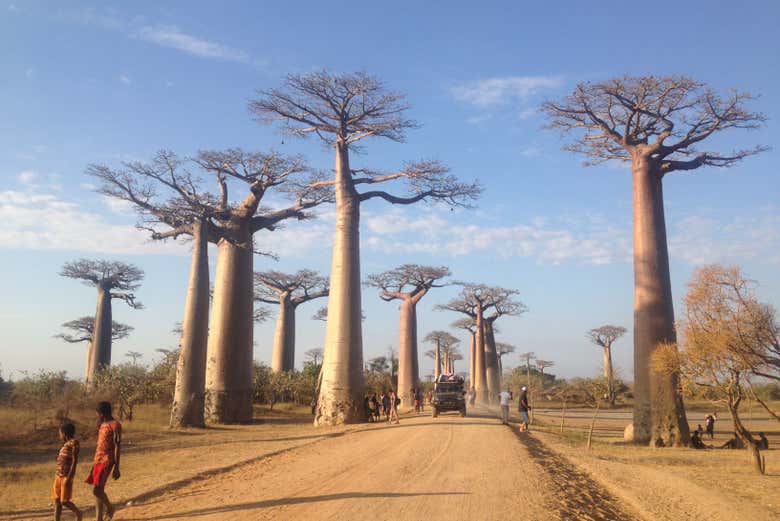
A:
[518,386,530,432]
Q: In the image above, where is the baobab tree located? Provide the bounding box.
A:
[424,331,459,380]
[438,284,524,402]
[543,76,766,445]
[60,260,143,387]
[452,317,477,386]
[535,359,555,388]
[55,317,133,379]
[519,351,535,388]
[587,325,627,406]
[252,71,481,425]
[304,348,324,366]
[366,264,450,404]
[496,341,516,376]
[125,351,143,365]
[90,149,330,426]
[254,270,329,372]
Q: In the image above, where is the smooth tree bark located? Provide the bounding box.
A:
[255,270,329,372]
[543,76,766,446]
[587,325,627,406]
[60,260,143,387]
[252,71,480,425]
[90,149,330,425]
[366,264,450,402]
[453,318,477,388]
[56,317,133,380]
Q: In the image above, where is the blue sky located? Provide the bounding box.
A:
[1,1,779,382]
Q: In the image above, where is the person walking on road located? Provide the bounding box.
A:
[498,388,512,424]
[518,386,530,432]
[388,389,400,424]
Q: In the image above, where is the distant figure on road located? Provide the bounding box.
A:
[468,387,476,407]
[380,392,390,421]
[370,393,381,422]
[388,389,400,424]
[498,388,512,424]
[757,432,769,450]
[364,396,374,422]
[518,387,530,432]
[418,388,425,412]
[704,413,717,439]
[411,388,420,414]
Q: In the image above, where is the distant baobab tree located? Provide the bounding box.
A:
[535,359,555,388]
[496,342,516,375]
[55,316,133,380]
[125,351,143,365]
[312,306,328,322]
[424,331,459,379]
[254,270,329,372]
[252,71,481,425]
[542,76,766,446]
[90,149,331,426]
[452,317,477,387]
[587,325,627,406]
[366,264,450,405]
[60,259,143,388]
[304,348,324,366]
[519,351,535,388]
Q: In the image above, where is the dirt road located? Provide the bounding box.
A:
[121,408,636,521]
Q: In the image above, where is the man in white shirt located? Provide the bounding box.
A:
[498,388,512,424]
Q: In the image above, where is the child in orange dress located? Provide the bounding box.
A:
[85,402,122,521]
[53,422,82,520]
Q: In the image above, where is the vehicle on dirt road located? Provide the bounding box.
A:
[431,374,466,417]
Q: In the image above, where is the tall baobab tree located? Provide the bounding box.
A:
[452,317,477,387]
[496,341,516,376]
[55,317,133,379]
[535,359,555,388]
[425,331,459,380]
[587,325,627,406]
[60,260,143,387]
[543,76,766,445]
[366,264,450,402]
[125,351,143,365]
[90,149,330,426]
[254,270,329,372]
[439,284,524,402]
[252,71,481,425]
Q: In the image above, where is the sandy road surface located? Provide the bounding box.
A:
[120,408,636,521]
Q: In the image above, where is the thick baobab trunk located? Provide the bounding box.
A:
[484,320,500,403]
[474,310,487,402]
[84,342,94,383]
[316,143,365,425]
[89,285,113,387]
[271,294,296,372]
[632,158,689,446]
[397,298,419,403]
[469,333,475,388]
[603,346,615,406]
[434,343,441,379]
[170,220,210,428]
[205,231,254,424]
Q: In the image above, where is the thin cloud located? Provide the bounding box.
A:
[18,170,38,184]
[119,73,132,84]
[135,25,249,63]
[452,76,563,107]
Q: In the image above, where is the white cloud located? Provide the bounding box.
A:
[18,170,38,184]
[135,25,249,62]
[25,67,34,79]
[8,3,18,12]
[451,76,563,107]
[119,73,131,84]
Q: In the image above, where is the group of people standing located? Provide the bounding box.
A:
[365,390,400,424]
[497,386,531,431]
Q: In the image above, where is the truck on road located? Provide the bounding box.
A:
[431,374,467,417]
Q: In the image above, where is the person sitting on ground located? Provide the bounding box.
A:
[757,432,769,450]
[719,432,745,450]
[690,429,707,449]
[52,421,83,521]
[86,401,122,521]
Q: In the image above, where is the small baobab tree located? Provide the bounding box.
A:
[60,259,143,387]
[543,76,766,445]
[304,348,324,366]
[55,317,133,380]
[366,264,450,403]
[252,71,481,425]
[91,149,331,425]
[424,331,459,380]
[496,341,516,376]
[254,270,329,372]
[586,325,627,406]
[125,351,143,366]
[535,360,555,389]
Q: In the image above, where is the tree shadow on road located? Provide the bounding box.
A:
[122,491,470,519]
[508,426,637,521]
